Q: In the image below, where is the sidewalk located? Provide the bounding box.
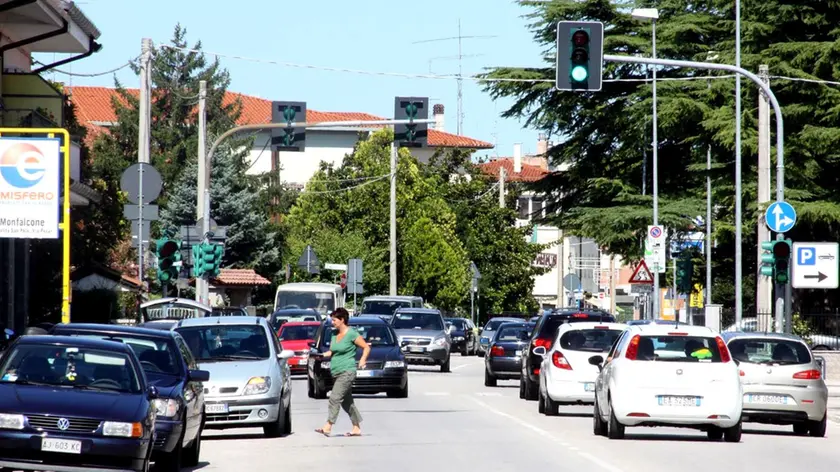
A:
[827,383,840,423]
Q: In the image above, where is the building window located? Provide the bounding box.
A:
[532,198,544,219]
[517,197,530,220]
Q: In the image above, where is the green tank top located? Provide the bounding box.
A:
[330,328,360,375]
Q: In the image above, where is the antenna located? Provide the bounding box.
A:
[412,19,497,136]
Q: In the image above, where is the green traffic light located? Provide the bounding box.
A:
[571,66,588,82]
[405,103,418,118]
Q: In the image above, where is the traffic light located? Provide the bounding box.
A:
[760,240,792,284]
[156,238,181,284]
[556,21,604,92]
[271,101,306,152]
[394,97,428,148]
[676,257,693,294]
[192,243,224,278]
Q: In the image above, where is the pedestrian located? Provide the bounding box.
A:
[315,307,370,437]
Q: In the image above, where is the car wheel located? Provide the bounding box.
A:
[388,380,409,398]
[441,356,451,373]
[593,397,607,436]
[519,377,526,399]
[607,398,625,440]
[538,387,546,414]
[313,380,327,400]
[264,403,288,438]
[283,402,293,435]
[544,392,559,416]
[484,369,497,387]
[155,434,183,472]
[724,421,742,443]
[524,377,538,401]
[307,378,315,398]
[461,343,468,356]
[182,417,203,467]
[793,423,809,435]
[707,427,723,441]
[809,414,827,437]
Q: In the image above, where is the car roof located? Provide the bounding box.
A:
[271,308,319,315]
[364,295,421,301]
[279,321,322,327]
[721,331,807,343]
[628,324,717,336]
[350,316,389,325]
[17,335,135,353]
[557,321,629,332]
[393,308,441,315]
[140,297,211,311]
[486,317,521,323]
[52,323,175,339]
[138,320,178,330]
[176,316,268,328]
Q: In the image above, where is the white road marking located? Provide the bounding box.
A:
[470,397,626,472]
[424,392,450,396]
[452,363,481,371]
[475,392,502,397]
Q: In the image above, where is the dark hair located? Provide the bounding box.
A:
[330,308,350,324]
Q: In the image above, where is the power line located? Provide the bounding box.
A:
[300,173,391,195]
[33,55,139,77]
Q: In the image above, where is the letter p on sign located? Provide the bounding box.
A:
[798,247,815,266]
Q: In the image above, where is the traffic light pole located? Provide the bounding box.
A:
[203,119,435,296]
[603,54,788,325]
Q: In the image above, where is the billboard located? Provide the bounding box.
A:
[0,137,60,239]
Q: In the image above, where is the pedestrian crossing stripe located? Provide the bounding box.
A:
[629,260,654,284]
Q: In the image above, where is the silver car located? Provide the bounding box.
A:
[390,308,451,372]
[174,316,295,437]
[723,332,828,437]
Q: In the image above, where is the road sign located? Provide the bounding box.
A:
[631,284,652,294]
[629,260,654,284]
[346,258,363,294]
[765,201,797,233]
[123,204,159,221]
[297,245,320,274]
[792,242,839,289]
[130,220,151,248]
[325,263,348,271]
[120,163,162,205]
[645,225,667,273]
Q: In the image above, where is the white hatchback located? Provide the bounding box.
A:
[533,322,628,415]
[590,324,743,441]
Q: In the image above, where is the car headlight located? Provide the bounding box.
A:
[480,337,489,343]
[243,376,271,395]
[321,361,330,369]
[103,421,142,438]
[453,336,464,341]
[433,337,448,347]
[153,399,181,418]
[0,414,24,430]
[384,360,405,368]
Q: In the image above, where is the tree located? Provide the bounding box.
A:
[479,0,840,311]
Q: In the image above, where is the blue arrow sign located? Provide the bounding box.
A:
[765,201,797,233]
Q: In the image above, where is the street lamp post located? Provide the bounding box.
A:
[632,8,660,318]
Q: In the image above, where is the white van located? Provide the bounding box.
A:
[274,282,344,316]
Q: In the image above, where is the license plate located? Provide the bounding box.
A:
[584,382,595,392]
[206,403,229,414]
[297,359,307,365]
[515,350,522,356]
[409,346,425,353]
[748,394,787,404]
[356,370,373,377]
[658,396,700,407]
[41,438,81,454]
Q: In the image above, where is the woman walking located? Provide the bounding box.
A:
[316,308,370,437]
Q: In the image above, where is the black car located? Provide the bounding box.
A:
[137,320,179,331]
[485,322,532,387]
[445,317,477,356]
[307,316,408,399]
[520,309,615,400]
[478,317,522,357]
[50,323,208,471]
[0,335,156,472]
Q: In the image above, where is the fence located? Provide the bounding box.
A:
[713,309,840,350]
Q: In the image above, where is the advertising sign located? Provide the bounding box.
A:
[0,137,60,239]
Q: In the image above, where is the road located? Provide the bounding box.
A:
[189,356,840,472]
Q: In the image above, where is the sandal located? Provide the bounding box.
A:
[344,432,362,437]
[315,428,331,437]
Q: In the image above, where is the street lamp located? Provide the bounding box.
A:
[631,7,660,318]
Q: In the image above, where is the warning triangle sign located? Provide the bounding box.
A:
[629,260,654,284]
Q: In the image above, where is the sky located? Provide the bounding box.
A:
[39,0,549,158]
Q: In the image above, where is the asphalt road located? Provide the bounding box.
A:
[188,356,840,472]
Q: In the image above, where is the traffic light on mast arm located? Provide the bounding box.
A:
[555,21,604,92]
[394,97,429,148]
[271,101,306,152]
[760,240,792,284]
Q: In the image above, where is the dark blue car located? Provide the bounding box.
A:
[51,323,208,471]
[0,335,156,472]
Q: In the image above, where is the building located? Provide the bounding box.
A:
[67,88,494,185]
[0,0,103,331]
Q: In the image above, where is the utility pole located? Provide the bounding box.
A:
[136,38,152,297]
[557,230,564,308]
[609,255,616,314]
[706,78,713,308]
[498,166,505,208]
[195,80,208,304]
[734,0,744,327]
[672,257,678,320]
[756,65,772,317]
[389,141,397,296]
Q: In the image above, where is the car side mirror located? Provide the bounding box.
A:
[148,385,159,400]
[188,369,210,382]
[307,341,316,348]
[278,350,295,360]
[589,355,604,370]
[532,346,547,357]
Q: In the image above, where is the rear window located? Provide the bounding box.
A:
[538,313,614,338]
[559,329,624,352]
[728,338,811,365]
[634,335,724,362]
[496,325,528,341]
[278,325,319,341]
[484,319,516,331]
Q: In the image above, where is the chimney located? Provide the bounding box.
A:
[537,133,547,155]
[433,103,445,131]
[513,143,522,173]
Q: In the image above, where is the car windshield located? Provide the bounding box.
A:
[176,325,270,361]
[484,319,515,332]
[362,300,410,316]
[0,344,141,393]
[278,325,319,341]
[276,291,335,313]
[559,329,624,353]
[355,324,396,346]
[271,312,321,329]
[635,335,724,362]
[392,313,444,331]
[446,319,467,330]
[728,338,812,365]
[496,325,528,341]
[60,333,181,375]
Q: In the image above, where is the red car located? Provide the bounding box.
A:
[278,321,321,374]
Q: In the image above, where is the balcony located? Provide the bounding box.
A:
[1,107,58,128]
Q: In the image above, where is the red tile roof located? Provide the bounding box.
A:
[211,269,271,287]
[478,158,550,183]
[66,86,492,149]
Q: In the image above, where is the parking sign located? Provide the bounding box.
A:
[792,242,839,289]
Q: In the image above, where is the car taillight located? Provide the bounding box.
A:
[594,325,609,329]
[624,335,641,360]
[572,313,588,318]
[667,332,688,336]
[533,338,552,350]
[715,336,731,363]
[739,370,745,376]
[490,346,505,357]
[793,369,821,380]
[552,351,572,370]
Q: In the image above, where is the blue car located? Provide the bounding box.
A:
[0,335,156,472]
[51,323,209,471]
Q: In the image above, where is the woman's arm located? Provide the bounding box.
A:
[354,336,371,368]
